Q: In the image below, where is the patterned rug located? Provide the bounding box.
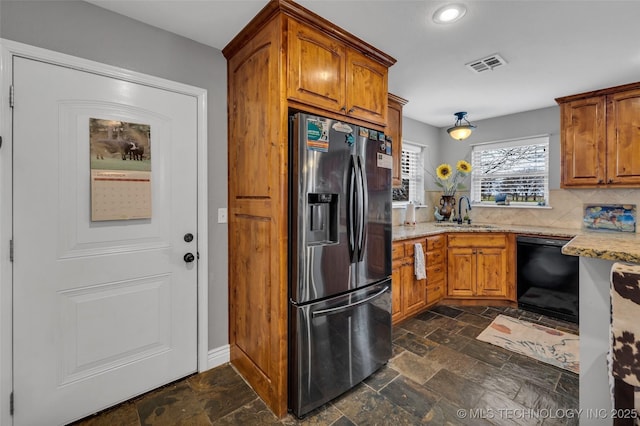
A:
[477,314,579,373]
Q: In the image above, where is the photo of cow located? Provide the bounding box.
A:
[90,118,152,221]
[90,118,151,171]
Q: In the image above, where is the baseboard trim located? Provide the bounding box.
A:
[207,344,230,370]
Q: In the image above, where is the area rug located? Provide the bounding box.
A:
[476,314,579,374]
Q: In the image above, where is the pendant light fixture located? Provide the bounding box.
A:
[447,112,476,141]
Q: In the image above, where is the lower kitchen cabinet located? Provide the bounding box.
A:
[392,235,445,324]
[391,239,426,324]
[446,233,516,301]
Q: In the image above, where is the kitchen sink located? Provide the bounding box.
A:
[434,223,497,229]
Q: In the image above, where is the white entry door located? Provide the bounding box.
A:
[12,56,199,425]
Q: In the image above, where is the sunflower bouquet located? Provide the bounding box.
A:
[434,160,472,196]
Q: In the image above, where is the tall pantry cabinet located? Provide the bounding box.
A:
[222,0,396,417]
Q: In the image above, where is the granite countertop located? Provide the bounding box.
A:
[393,222,640,264]
[560,232,640,263]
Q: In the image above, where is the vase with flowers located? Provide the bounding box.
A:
[432,160,472,221]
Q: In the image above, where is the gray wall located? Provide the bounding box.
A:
[402,116,440,191]
[403,116,440,159]
[1,0,229,351]
[438,106,561,189]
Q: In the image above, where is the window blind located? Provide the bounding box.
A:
[471,136,549,206]
[393,142,424,204]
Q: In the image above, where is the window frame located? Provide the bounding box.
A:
[470,135,550,208]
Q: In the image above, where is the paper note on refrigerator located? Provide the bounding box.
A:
[377,153,392,169]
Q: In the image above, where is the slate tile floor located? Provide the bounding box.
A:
[72,305,579,425]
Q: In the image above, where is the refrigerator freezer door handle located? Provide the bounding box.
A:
[347,155,357,262]
[356,155,368,262]
[311,285,390,318]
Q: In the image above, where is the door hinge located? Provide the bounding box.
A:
[9,391,13,415]
[9,239,13,262]
[9,85,14,108]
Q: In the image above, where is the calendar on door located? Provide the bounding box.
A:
[89,118,152,221]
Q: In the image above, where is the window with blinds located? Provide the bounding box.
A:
[392,142,424,204]
[471,135,549,206]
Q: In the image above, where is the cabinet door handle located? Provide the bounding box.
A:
[340,106,346,112]
[478,250,483,254]
[348,107,356,113]
[598,179,604,184]
[608,178,614,184]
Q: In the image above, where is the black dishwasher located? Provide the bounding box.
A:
[516,236,579,324]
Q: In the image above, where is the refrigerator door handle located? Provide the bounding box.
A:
[356,155,368,262]
[311,285,390,318]
[347,155,357,262]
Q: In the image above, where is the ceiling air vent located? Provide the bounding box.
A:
[466,53,507,73]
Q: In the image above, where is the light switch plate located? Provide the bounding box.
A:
[218,207,227,224]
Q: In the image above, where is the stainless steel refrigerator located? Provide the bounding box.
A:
[288,112,392,417]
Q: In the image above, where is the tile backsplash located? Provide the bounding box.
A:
[392,189,640,232]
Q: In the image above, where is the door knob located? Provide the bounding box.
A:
[184,253,195,263]
[184,233,194,242]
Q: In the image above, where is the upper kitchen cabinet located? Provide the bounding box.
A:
[287,19,390,125]
[223,0,395,418]
[607,88,640,185]
[388,94,408,188]
[557,81,640,187]
[287,20,345,113]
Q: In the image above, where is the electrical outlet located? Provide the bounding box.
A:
[217,208,227,224]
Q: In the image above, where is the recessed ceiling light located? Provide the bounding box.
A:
[433,3,467,24]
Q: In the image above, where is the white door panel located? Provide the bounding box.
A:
[57,101,173,257]
[13,57,198,425]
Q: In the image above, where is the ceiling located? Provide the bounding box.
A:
[86,0,640,127]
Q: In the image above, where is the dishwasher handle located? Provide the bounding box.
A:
[517,236,569,247]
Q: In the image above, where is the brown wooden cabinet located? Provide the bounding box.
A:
[391,255,404,324]
[287,19,389,125]
[446,233,515,301]
[392,235,445,325]
[388,94,408,188]
[223,0,395,417]
[425,235,446,305]
[557,82,640,187]
[391,239,425,324]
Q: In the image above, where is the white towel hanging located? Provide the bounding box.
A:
[414,243,426,280]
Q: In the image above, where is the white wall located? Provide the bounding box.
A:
[0,0,229,351]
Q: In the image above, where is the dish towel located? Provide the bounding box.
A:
[609,261,640,421]
[414,243,426,280]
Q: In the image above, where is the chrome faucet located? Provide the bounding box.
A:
[457,196,472,224]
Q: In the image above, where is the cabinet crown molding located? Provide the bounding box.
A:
[388,93,409,106]
[555,81,640,104]
[222,0,396,67]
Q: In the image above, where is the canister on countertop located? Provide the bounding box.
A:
[405,202,416,226]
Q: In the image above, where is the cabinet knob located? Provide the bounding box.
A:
[608,178,614,184]
[348,107,356,113]
[598,179,604,184]
[340,106,346,112]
